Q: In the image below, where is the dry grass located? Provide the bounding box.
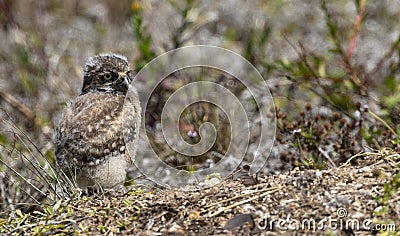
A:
[1,151,399,235]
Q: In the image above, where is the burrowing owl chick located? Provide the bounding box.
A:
[55,53,141,191]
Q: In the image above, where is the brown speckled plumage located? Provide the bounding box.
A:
[55,54,141,190]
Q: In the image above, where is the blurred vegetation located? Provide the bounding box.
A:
[0,0,399,219]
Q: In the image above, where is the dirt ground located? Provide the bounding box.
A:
[2,151,399,235]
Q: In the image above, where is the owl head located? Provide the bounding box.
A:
[82,53,133,95]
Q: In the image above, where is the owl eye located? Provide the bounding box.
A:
[102,73,113,80]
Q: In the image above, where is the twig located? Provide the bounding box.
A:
[317,146,336,167]
[207,186,280,217]
[346,0,366,61]
[202,186,279,210]
[0,90,40,127]
[368,110,398,136]
[339,151,372,167]
[10,217,87,234]
[0,158,46,202]
[321,0,350,68]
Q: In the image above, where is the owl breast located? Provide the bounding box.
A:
[55,92,138,169]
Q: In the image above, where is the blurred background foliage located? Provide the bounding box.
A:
[0,0,399,213]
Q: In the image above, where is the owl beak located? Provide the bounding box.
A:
[118,72,130,93]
